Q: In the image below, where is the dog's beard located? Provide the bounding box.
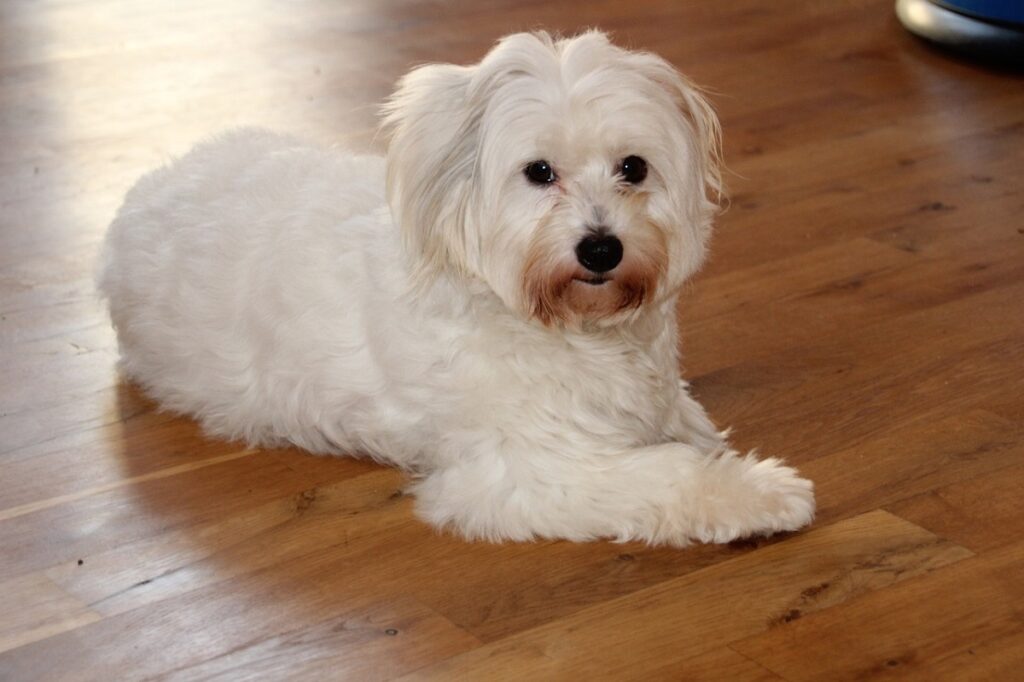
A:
[522,221,668,327]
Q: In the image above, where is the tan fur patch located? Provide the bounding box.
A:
[523,221,667,326]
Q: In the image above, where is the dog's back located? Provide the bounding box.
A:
[99,129,407,454]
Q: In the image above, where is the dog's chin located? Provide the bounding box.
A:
[525,267,657,327]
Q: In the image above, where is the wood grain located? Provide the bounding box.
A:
[887,463,1024,553]
[1,0,1022,679]
[733,541,1024,681]
[396,511,972,680]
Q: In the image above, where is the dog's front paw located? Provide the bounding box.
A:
[692,453,815,544]
[744,456,816,534]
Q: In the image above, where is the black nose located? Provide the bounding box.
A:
[575,234,623,273]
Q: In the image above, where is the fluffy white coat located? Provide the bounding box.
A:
[99,31,815,545]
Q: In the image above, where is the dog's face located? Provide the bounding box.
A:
[383,31,722,327]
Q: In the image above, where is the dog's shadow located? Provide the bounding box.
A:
[92,380,391,610]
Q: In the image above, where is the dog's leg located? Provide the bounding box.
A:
[664,379,728,451]
[412,440,814,546]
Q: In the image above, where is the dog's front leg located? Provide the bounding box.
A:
[412,439,815,546]
[664,379,728,451]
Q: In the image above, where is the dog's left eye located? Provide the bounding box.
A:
[619,155,648,184]
[524,160,556,185]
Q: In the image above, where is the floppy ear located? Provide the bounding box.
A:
[634,54,725,227]
[380,63,480,281]
[674,73,725,219]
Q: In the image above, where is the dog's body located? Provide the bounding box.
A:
[100,32,814,545]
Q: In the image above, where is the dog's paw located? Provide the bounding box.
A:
[691,454,815,544]
[744,456,816,534]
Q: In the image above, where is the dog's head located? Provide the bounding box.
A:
[382,31,722,327]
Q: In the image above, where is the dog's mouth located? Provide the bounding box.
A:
[572,276,610,286]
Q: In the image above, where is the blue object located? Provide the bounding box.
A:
[935,1,1024,26]
[896,0,1024,66]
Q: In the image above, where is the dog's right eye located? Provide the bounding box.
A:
[524,160,556,185]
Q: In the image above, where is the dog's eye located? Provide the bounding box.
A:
[524,160,556,185]
[619,155,648,184]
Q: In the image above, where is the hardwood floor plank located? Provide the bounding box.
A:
[0,589,481,682]
[0,448,256,522]
[887,462,1024,553]
[0,448,376,581]
[0,573,100,654]
[680,224,1023,377]
[43,469,409,618]
[690,282,1024,462]
[157,597,483,682]
[631,647,785,682]
[394,511,972,680]
[803,409,1022,524]
[733,541,1024,681]
[893,629,1024,682]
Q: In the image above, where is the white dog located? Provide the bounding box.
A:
[99,31,814,545]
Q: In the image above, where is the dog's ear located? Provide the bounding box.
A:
[381,63,480,283]
[633,54,725,227]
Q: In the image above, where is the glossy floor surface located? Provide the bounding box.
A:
[1,1,1023,679]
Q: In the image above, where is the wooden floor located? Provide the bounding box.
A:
[1,1,1022,679]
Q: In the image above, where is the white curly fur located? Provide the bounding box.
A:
[99,31,814,545]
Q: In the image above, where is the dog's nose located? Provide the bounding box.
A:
[575,234,623,273]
